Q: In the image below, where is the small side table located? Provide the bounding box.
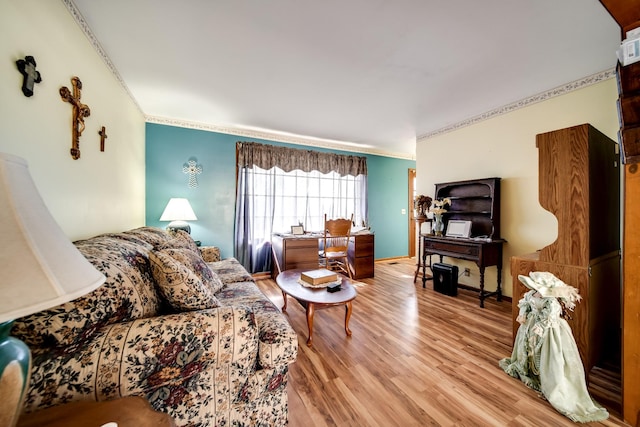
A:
[17,396,175,427]
[413,218,433,283]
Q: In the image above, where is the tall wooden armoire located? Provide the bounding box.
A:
[511,124,621,376]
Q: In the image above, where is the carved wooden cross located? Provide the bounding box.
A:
[99,126,107,152]
[183,160,202,188]
[60,76,91,160]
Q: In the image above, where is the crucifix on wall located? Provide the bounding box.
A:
[60,76,91,160]
[99,126,107,152]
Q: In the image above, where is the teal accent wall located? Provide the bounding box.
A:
[146,123,415,260]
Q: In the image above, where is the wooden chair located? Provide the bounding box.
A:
[319,214,353,279]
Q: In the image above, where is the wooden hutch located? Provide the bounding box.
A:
[421,177,504,307]
[510,124,621,383]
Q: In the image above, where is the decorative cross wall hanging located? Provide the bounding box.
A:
[99,126,107,152]
[16,56,42,97]
[60,76,91,160]
[183,159,202,188]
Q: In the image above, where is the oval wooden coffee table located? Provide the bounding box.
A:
[276,269,357,347]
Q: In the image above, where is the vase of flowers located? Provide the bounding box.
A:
[431,198,451,236]
[413,194,432,219]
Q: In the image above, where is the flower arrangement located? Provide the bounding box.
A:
[431,198,451,215]
[413,194,432,215]
[431,197,450,236]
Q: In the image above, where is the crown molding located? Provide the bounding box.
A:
[417,68,616,143]
[145,116,416,160]
[63,0,144,115]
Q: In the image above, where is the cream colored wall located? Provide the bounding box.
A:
[0,0,146,240]
[416,79,620,297]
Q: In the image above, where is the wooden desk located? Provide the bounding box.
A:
[421,236,504,307]
[271,234,374,279]
[17,396,175,427]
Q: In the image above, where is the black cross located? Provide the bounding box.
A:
[16,56,42,97]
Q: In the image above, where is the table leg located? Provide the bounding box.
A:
[422,246,427,288]
[281,291,288,312]
[421,242,436,288]
[306,302,315,347]
[479,266,486,308]
[345,301,353,337]
[496,265,503,302]
[414,233,423,283]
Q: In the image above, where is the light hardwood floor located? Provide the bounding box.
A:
[256,259,628,427]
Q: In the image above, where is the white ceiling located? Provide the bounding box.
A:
[69,0,621,159]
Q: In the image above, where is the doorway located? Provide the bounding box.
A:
[408,168,416,258]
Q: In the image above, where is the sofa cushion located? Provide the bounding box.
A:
[200,246,221,263]
[164,229,201,253]
[12,235,161,347]
[149,248,224,311]
[122,226,175,248]
[207,258,254,284]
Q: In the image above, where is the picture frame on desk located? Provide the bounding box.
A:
[445,220,472,238]
[291,225,304,235]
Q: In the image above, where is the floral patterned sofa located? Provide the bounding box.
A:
[12,227,298,426]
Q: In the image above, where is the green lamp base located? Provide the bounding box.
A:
[0,320,31,427]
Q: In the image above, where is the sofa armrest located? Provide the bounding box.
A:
[97,307,258,399]
[199,246,220,262]
[256,307,298,368]
[24,306,258,411]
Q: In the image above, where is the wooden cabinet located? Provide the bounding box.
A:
[510,124,621,376]
[348,234,375,279]
[435,177,501,239]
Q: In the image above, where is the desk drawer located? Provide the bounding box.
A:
[285,239,319,249]
[424,240,479,257]
[283,238,319,269]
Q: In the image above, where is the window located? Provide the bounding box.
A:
[235,142,367,273]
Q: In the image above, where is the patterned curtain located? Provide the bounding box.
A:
[236,141,367,176]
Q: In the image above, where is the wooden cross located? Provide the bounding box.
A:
[60,76,91,160]
[183,160,203,188]
[99,126,107,152]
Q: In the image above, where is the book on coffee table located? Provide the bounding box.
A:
[300,269,338,285]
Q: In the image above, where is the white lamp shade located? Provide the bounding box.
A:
[159,198,197,221]
[0,153,106,323]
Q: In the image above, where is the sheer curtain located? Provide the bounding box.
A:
[235,142,368,273]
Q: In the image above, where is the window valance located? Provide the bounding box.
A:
[236,141,367,176]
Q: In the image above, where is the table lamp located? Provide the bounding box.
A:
[0,153,106,427]
[159,198,197,234]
